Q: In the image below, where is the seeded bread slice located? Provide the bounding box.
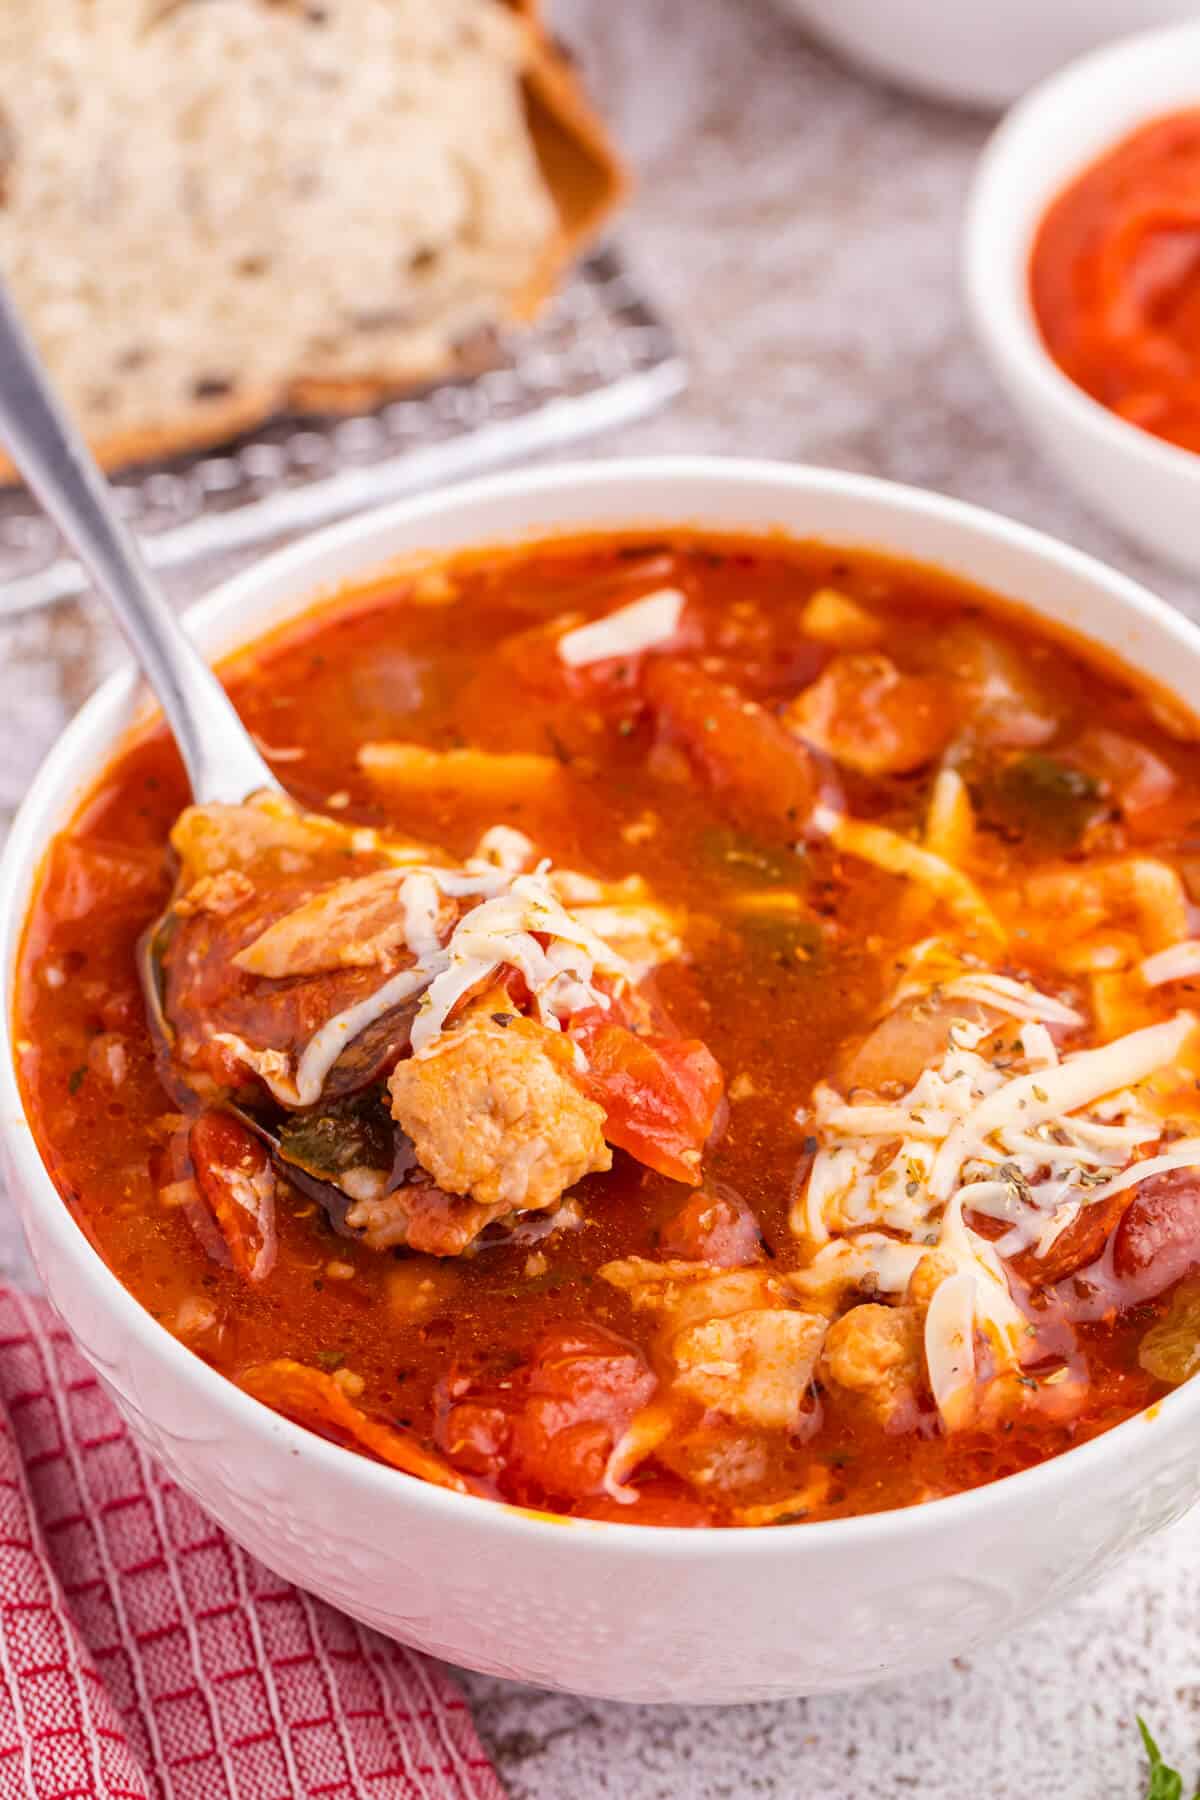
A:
[0,0,624,476]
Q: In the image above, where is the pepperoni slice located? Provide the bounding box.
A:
[1113,1169,1200,1301]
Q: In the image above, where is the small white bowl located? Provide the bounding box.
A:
[5,458,1200,1703]
[781,0,1198,112]
[964,22,1200,576]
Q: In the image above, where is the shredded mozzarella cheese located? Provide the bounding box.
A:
[557,589,685,668]
[1141,940,1200,988]
[410,870,633,1054]
[927,1012,1196,1203]
[795,985,1200,1427]
[812,807,1003,943]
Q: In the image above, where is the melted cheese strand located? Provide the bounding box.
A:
[410,870,633,1055]
[924,1271,978,1431]
[924,768,974,865]
[787,1235,928,1302]
[812,806,1004,944]
[1141,940,1200,988]
[937,1190,1026,1357]
[1049,1140,1200,1213]
[557,588,684,668]
[291,964,435,1103]
[941,973,1083,1027]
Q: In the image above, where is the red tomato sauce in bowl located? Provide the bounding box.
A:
[1030,109,1200,454]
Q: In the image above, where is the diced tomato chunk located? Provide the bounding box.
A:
[644,659,827,846]
[569,1011,725,1186]
[1113,1169,1200,1300]
[45,838,165,925]
[436,1325,656,1506]
[659,1183,765,1264]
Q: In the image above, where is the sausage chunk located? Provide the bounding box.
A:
[388,1011,611,1214]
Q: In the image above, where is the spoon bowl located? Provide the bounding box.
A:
[0,277,417,1235]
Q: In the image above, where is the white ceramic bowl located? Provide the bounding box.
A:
[777,0,1197,111]
[964,22,1200,576]
[4,458,1200,1705]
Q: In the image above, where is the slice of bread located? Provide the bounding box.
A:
[0,0,624,474]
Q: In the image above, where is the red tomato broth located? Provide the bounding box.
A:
[14,529,1200,1526]
[1031,108,1200,455]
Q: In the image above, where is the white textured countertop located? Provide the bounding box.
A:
[2,1,1199,1792]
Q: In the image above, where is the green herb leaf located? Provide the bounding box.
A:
[67,1066,87,1095]
[1137,1716,1192,1800]
[734,909,824,972]
[277,1091,394,1180]
[976,752,1104,851]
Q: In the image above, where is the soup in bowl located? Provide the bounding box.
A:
[4,459,1200,1701]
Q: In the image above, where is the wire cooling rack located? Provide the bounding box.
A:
[0,248,685,616]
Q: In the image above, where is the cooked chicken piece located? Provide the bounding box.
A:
[800,587,884,651]
[820,1250,952,1427]
[170,791,432,883]
[173,868,255,919]
[172,794,363,881]
[785,653,955,776]
[672,1308,827,1430]
[600,1258,826,1431]
[388,1011,611,1214]
[602,1260,779,1326]
[821,1303,924,1428]
[932,621,1059,749]
[656,1422,771,1495]
[344,1190,418,1252]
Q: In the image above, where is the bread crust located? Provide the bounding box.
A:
[0,0,625,482]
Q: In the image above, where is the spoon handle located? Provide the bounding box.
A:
[0,277,277,806]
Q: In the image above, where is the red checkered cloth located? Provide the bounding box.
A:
[0,1288,505,1800]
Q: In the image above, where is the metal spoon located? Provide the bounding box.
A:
[0,279,405,1221]
[0,285,277,807]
